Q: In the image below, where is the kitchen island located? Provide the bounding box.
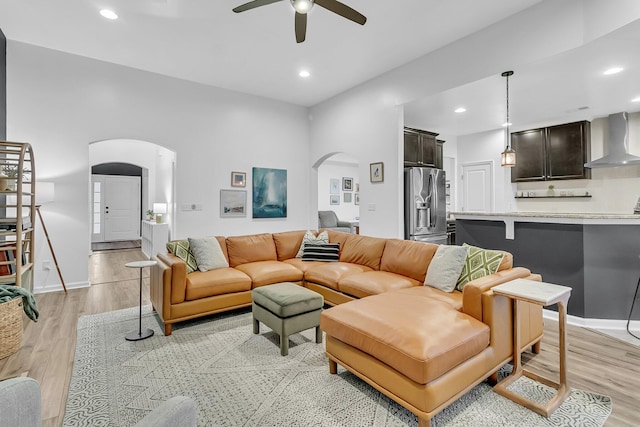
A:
[452,212,640,321]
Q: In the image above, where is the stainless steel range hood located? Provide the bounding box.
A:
[585,112,640,168]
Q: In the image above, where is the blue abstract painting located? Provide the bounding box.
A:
[252,167,287,218]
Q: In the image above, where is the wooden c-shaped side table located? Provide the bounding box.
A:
[124,260,157,341]
[492,278,572,418]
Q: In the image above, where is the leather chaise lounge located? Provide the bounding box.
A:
[150,229,543,425]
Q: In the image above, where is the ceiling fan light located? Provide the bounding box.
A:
[291,0,314,14]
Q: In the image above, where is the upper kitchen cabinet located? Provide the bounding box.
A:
[510,120,591,182]
[404,127,440,167]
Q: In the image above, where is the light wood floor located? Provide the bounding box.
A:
[1,249,639,426]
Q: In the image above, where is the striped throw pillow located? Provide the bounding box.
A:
[302,243,340,262]
[296,230,329,258]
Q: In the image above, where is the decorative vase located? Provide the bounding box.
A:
[0,173,8,192]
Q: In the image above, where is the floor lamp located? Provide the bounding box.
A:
[36,182,67,293]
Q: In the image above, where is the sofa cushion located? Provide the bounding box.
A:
[456,244,505,291]
[320,291,489,385]
[294,230,329,258]
[226,233,277,267]
[304,262,373,291]
[235,260,304,287]
[390,286,463,311]
[338,271,420,299]
[185,268,252,300]
[188,236,229,272]
[339,234,387,270]
[273,230,307,261]
[302,243,340,262]
[282,258,322,273]
[379,239,438,283]
[166,240,198,274]
[424,245,468,292]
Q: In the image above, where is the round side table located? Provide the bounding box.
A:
[125,260,157,341]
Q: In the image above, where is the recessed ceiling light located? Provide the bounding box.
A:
[502,122,512,127]
[454,107,466,113]
[298,70,310,78]
[100,9,118,20]
[632,96,640,103]
[603,67,623,75]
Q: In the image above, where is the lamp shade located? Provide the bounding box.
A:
[153,203,167,214]
[37,182,55,205]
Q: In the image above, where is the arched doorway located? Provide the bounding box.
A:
[315,152,360,231]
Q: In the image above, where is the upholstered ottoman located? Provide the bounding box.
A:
[252,282,324,356]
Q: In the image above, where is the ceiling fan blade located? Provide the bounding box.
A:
[295,12,307,43]
[233,0,283,13]
[315,0,366,25]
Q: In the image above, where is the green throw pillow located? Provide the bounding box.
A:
[456,244,505,291]
[166,240,198,274]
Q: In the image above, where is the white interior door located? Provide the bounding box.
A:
[461,161,493,212]
[91,175,141,242]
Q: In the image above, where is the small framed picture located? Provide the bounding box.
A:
[343,192,352,203]
[355,183,359,192]
[231,171,246,187]
[370,162,384,183]
[342,177,353,191]
[220,190,247,217]
[330,178,340,194]
[330,195,340,205]
[355,193,360,205]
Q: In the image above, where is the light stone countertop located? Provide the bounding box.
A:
[450,211,640,239]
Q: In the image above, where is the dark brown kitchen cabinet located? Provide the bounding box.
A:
[510,121,591,182]
[404,127,439,167]
[435,139,445,169]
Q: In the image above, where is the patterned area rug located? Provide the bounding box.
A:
[64,306,612,427]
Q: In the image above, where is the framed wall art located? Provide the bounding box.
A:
[370,162,384,183]
[342,177,353,191]
[330,178,340,194]
[220,190,246,217]
[252,167,287,218]
[330,195,340,205]
[231,171,246,187]
[343,192,352,203]
[355,193,360,205]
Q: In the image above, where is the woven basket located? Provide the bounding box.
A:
[0,297,23,359]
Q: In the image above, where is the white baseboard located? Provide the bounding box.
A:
[34,281,90,294]
[543,309,640,331]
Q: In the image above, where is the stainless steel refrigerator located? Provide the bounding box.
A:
[404,167,447,244]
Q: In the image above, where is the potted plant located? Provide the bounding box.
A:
[0,165,19,191]
[146,209,155,221]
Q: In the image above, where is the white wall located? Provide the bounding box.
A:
[513,113,640,213]
[309,1,640,238]
[455,113,640,215]
[317,159,360,222]
[8,42,310,293]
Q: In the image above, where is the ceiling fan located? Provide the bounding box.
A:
[233,0,367,43]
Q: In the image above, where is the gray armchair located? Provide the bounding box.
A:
[0,377,198,427]
[318,210,352,233]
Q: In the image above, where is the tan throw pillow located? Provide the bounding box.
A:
[295,230,329,258]
[424,245,469,293]
[166,240,198,274]
[188,237,229,272]
[456,244,505,291]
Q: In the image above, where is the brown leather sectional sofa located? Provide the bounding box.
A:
[150,229,543,425]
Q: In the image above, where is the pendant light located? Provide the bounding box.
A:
[501,70,516,167]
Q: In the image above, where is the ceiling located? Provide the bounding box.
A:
[0,0,541,107]
[404,18,640,137]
